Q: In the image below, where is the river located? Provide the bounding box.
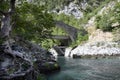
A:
[47,57,120,80]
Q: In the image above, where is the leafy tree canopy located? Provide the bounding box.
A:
[11,1,55,43]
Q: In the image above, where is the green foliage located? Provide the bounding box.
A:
[77,33,88,43]
[95,1,120,32]
[39,0,108,27]
[32,0,112,47]
[95,14,113,32]
[12,2,55,44]
[113,28,120,42]
[53,13,82,29]
[41,39,60,49]
[0,0,9,11]
[81,0,111,27]
[112,2,120,42]
[37,74,46,80]
[113,2,120,23]
[52,27,66,35]
[52,12,89,46]
[71,32,88,47]
[38,0,72,10]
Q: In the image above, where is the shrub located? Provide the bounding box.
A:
[95,14,114,32]
[95,1,120,32]
[113,27,120,42]
[71,33,88,47]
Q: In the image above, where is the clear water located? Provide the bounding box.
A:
[47,57,120,80]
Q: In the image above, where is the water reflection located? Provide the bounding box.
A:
[47,57,120,80]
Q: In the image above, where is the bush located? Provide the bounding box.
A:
[112,2,120,42]
[95,14,114,32]
[41,39,60,49]
[95,1,120,32]
[113,27,120,42]
[71,33,88,47]
[113,2,120,23]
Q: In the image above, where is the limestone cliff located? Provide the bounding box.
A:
[64,0,120,58]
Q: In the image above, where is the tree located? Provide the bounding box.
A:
[0,0,55,54]
[0,0,18,57]
[13,2,54,42]
[0,1,55,79]
[11,1,55,50]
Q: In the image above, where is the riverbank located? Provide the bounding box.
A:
[65,41,120,58]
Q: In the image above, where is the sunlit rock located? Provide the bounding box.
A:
[52,2,84,19]
[65,47,72,57]
[67,41,120,58]
[49,48,58,59]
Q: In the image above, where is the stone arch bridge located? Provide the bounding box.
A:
[49,21,80,55]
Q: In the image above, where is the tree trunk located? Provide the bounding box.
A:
[0,1,35,79]
[1,14,13,55]
[0,0,23,58]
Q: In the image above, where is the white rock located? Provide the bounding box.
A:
[53,2,84,19]
[68,42,120,58]
[65,47,72,57]
[49,48,58,59]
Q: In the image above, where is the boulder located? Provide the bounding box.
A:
[0,42,60,80]
[0,52,37,80]
[34,60,60,74]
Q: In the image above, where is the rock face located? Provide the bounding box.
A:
[88,29,113,43]
[0,42,60,80]
[53,2,84,19]
[62,0,120,59]
[65,41,120,58]
[34,60,60,74]
[85,1,119,43]
[67,0,120,58]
